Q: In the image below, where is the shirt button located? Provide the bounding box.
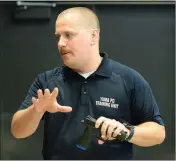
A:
[84,81,87,84]
[84,91,87,94]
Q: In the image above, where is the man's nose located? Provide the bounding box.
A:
[58,37,66,48]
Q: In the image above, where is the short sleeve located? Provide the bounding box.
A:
[130,73,164,126]
[18,74,45,111]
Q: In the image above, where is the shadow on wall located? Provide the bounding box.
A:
[133,143,175,160]
[1,113,44,160]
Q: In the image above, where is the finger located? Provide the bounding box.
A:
[37,89,43,99]
[107,137,115,140]
[51,87,59,99]
[44,89,50,98]
[107,126,115,138]
[112,127,121,138]
[57,104,72,113]
[101,120,110,137]
[32,97,38,105]
[101,135,114,141]
[101,135,108,140]
[95,116,106,128]
[110,119,118,138]
[98,140,104,145]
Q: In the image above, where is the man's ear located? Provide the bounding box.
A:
[91,29,99,45]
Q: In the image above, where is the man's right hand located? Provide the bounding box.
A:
[32,87,72,113]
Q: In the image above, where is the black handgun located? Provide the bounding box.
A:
[76,115,127,150]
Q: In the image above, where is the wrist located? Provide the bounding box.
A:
[32,104,45,116]
[126,128,131,138]
[124,124,135,141]
[116,123,135,142]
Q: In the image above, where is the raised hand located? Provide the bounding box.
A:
[32,87,72,113]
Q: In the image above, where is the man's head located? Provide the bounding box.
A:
[55,7,100,72]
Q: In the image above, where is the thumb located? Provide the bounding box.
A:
[57,103,72,113]
[98,139,104,145]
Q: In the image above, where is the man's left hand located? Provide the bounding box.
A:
[95,116,129,144]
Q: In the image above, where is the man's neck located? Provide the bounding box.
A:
[74,54,103,74]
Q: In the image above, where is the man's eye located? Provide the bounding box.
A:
[56,35,60,40]
[65,34,71,38]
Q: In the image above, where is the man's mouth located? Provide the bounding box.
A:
[61,51,71,55]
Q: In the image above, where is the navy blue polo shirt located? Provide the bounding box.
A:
[19,53,164,160]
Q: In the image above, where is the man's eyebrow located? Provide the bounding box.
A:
[55,33,60,38]
[55,30,77,35]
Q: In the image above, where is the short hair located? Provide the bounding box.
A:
[57,7,100,31]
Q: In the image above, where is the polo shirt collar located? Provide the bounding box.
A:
[63,52,112,79]
[94,52,112,78]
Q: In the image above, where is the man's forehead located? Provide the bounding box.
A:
[55,28,77,35]
[55,21,79,33]
[55,19,84,34]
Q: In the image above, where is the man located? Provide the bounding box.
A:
[11,7,165,160]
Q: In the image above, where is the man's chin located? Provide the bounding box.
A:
[64,62,81,71]
[63,61,75,68]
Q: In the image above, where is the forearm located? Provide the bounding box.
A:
[128,122,165,147]
[11,104,45,138]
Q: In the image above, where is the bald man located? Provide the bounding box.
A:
[11,7,165,160]
[55,7,101,72]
